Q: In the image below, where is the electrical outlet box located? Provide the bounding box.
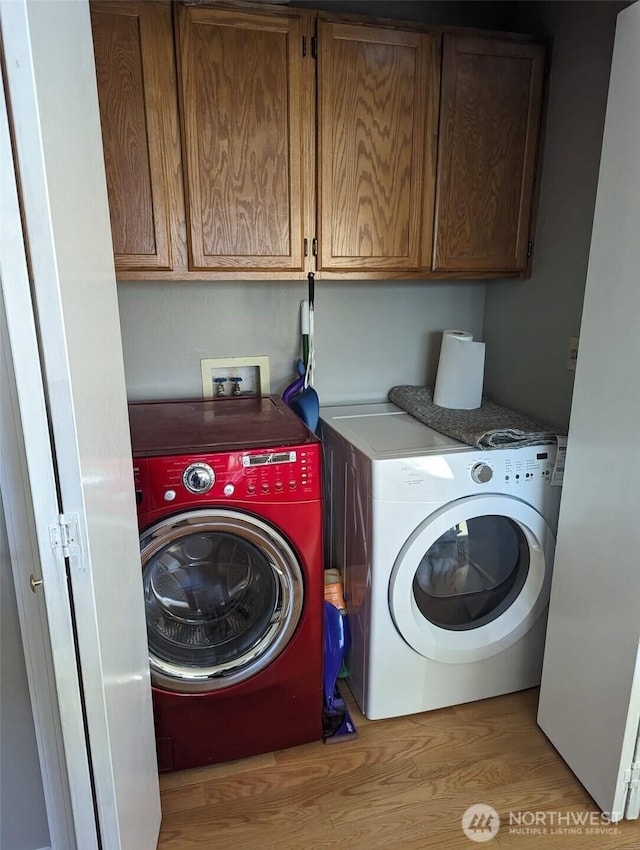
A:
[201,356,270,399]
[567,337,579,371]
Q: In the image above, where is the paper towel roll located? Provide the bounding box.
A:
[433,330,485,409]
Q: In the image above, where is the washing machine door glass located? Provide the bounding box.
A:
[389,494,555,663]
[140,509,304,693]
[413,515,529,630]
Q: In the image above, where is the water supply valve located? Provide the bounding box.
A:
[213,377,227,396]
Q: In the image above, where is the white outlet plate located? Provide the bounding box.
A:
[201,356,270,399]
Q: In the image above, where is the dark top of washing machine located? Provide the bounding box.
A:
[129,395,318,457]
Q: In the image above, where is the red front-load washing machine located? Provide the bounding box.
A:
[129,396,323,772]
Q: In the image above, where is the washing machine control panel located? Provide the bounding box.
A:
[134,442,321,513]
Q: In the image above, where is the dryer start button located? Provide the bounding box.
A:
[471,462,493,484]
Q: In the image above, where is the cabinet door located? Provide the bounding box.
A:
[176,6,312,274]
[317,22,439,274]
[90,1,186,274]
[433,35,545,273]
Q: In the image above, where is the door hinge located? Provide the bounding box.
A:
[312,237,318,257]
[623,762,640,788]
[49,513,80,559]
[624,761,640,815]
[527,241,533,258]
[302,35,307,57]
[311,35,317,59]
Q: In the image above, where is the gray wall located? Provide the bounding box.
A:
[482,1,624,430]
[0,494,50,850]
[118,279,484,404]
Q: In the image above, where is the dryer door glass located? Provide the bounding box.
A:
[413,515,529,630]
[140,509,304,693]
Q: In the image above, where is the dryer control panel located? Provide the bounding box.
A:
[134,443,321,514]
[492,449,555,486]
[464,450,556,489]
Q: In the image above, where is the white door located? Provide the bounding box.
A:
[537,1,640,822]
[1,77,97,848]
[0,1,161,847]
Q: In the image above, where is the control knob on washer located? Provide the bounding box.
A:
[471,462,493,484]
[183,462,215,494]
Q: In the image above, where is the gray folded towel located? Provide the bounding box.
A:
[388,386,561,449]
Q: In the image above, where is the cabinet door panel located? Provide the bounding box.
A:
[318,22,437,272]
[177,7,308,272]
[90,1,185,273]
[433,36,545,273]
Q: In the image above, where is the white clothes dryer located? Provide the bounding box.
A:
[320,402,562,720]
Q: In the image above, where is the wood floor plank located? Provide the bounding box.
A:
[413,747,571,799]
[275,727,449,773]
[159,750,276,791]
[159,782,206,815]
[161,794,325,831]
[451,686,540,720]
[159,818,347,850]
[409,704,539,735]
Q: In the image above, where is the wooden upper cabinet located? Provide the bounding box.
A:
[90,4,547,281]
[90,1,186,274]
[433,34,546,273]
[317,21,439,274]
[175,5,313,273]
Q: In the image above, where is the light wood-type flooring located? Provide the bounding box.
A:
[157,686,640,849]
